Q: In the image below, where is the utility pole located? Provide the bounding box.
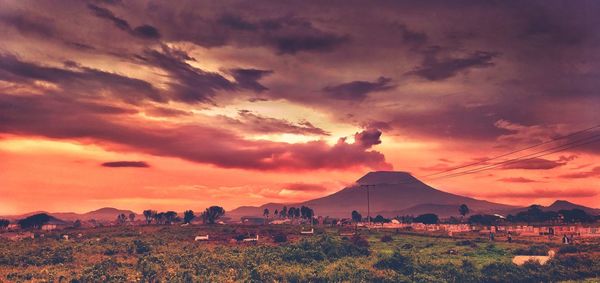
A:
[361,184,373,227]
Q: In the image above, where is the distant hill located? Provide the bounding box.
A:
[228,171,518,218]
[1,207,138,222]
[506,200,600,216]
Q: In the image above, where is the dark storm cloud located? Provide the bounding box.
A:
[0,54,164,103]
[136,47,235,103]
[323,77,395,101]
[87,3,160,39]
[159,11,348,54]
[0,13,55,37]
[230,68,273,92]
[101,161,150,168]
[222,110,330,136]
[0,94,390,171]
[409,47,499,81]
[354,128,382,148]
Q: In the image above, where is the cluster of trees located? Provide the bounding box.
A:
[265,206,314,222]
[0,218,10,229]
[506,205,596,223]
[141,210,178,225]
[116,213,136,225]
[141,206,225,225]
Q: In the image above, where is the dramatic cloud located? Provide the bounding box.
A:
[354,128,383,148]
[136,47,268,103]
[87,4,160,39]
[225,110,330,136]
[409,47,498,81]
[0,94,390,171]
[101,161,150,168]
[230,68,273,92]
[0,54,164,103]
[323,77,395,100]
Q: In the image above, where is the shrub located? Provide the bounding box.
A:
[558,245,578,254]
[273,232,287,243]
[381,235,393,242]
[513,244,549,256]
[132,239,152,254]
[374,250,415,276]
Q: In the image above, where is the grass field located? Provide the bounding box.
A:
[1,225,599,282]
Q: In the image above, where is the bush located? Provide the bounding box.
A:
[273,232,287,243]
[558,245,578,254]
[374,250,415,276]
[132,239,152,254]
[381,235,393,242]
[513,244,549,256]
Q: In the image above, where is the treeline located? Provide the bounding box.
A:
[142,206,225,225]
[264,205,315,221]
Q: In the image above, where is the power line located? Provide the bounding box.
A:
[427,134,600,181]
[422,124,600,178]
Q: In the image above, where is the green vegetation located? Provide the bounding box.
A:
[0,225,599,282]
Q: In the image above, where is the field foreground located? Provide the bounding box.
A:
[1,225,600,282]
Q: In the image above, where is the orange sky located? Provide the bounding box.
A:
[0,1,599,214]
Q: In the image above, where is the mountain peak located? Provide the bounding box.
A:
[356,171,418,185]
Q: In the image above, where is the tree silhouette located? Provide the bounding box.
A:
[274,209,278,218]
[280,206,287,218]
[128,213,136,223]
[202,206,225,224]
[18,213,52,229]
[414,213,439,224]
[143,210,156,224]
[183,210,195,224]
[263,208,270,219]
[352,210,362,230]
[164,211,177,224]
[73,219,82,228]
[117,213,127,225]
[459,204,470,222]
[373,215,387,226]
[0,219,9,229]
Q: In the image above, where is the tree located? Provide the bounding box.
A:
[73,219,82,228]
[351,210,362,230]
[373,215,388,226]
[0,219,9,229]
[128,213,136,223]
[18,213,52,229]
[288,207,296,219]
[263,208,270,219]
[154,212,165,224]
[117,213,127,225]
[274,209,278,218]
[183,210,195,224]
[164,211,178,224]
[459,204,470,221]
[201,206,225,224]
[294,207,300,219]
[143,210,156,224]
[468,214,500,226]
[414,213,439,224]
[280,206,287,219]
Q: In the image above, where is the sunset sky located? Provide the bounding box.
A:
[1,0,599,215]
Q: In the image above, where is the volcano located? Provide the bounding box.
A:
[229,171,517,218]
